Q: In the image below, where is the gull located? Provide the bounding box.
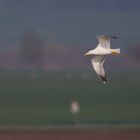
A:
[84,35,120,84]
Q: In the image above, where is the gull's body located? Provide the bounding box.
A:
[85,35,120,84]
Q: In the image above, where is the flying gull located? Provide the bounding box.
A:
[84,35,120,84]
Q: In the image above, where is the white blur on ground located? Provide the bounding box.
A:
[70,100,80,114]
[70,100,80,125]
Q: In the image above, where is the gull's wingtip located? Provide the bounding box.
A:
[98,75,107,84]
[110,36,119,39]
[97,34,119,39]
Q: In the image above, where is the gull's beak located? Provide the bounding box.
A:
[110,49,120,55]
[111,51,119,55]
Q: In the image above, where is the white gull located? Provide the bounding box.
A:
[85,35,120,84]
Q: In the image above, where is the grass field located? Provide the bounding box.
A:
[0,71,140,127]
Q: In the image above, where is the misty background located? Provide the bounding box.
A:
[0,0,140,72]
[0,0,140,131]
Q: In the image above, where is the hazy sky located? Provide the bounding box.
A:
[0,0,140,70]
[0,0,140,50]
[0,0,140,11]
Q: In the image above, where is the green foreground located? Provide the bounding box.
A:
[0,71,140,126]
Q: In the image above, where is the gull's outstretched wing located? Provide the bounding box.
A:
[91,55,107,84]
[97,35,118,49]
[97,35,111,49]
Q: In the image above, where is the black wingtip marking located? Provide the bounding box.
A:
[98,75,107,84]
[109,36,119,39]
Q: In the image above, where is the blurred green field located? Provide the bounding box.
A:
[0,71,140,126]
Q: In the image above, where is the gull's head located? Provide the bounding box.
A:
[109,48,120,55]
